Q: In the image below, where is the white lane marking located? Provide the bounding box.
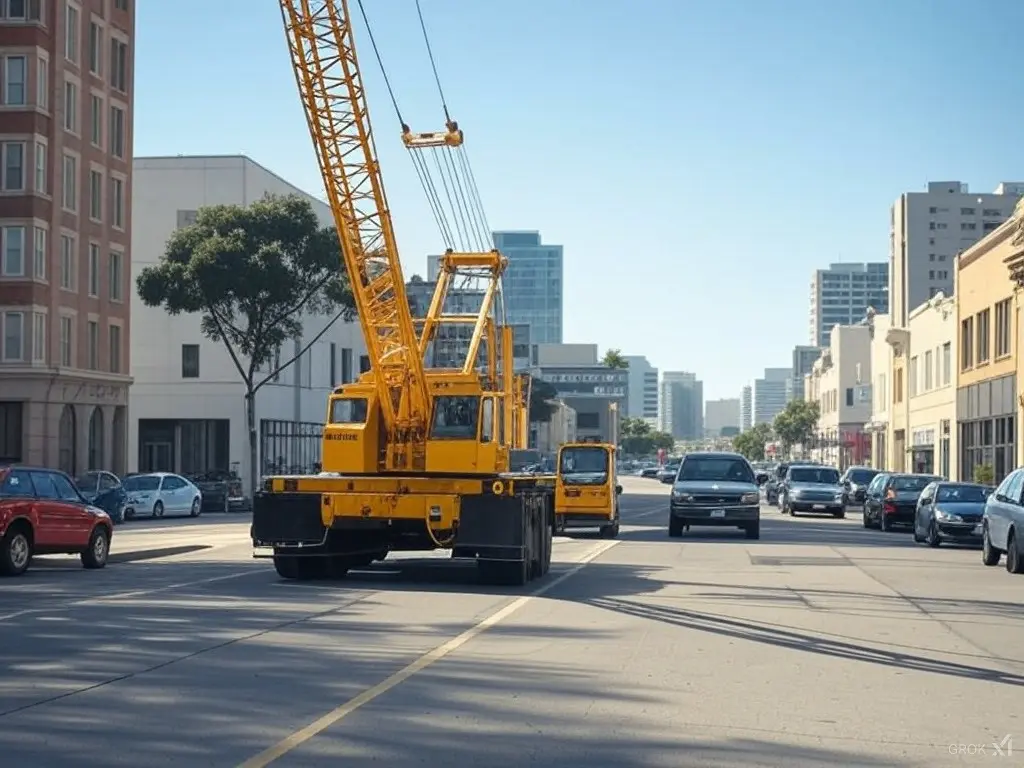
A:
[235,538,621,768]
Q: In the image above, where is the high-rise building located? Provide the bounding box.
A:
[0,1,135,472]
[809,263,888,347]
[704,398,740,437]
[429,230,563,344]
[792,345,821,397]
[659,371,703,440]
[889,181,1023,327]
[753,368,791,426]
[623,355,658,425]
[740,386,752,432]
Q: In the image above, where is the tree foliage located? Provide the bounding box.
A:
[136,194,356,494]
[619,416,674,456]
[733,423,773,461]
[974,462,995,484]
[772,398,820,450]
[602,349,628,369]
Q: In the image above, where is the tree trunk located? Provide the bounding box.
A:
[244,388,258,501]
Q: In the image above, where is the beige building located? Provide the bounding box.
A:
[955,212,1019,484]
[807,324,872,469]
[906,295,956,478]
[864,311,891,469]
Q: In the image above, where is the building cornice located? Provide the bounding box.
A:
[1003,200,1024,288]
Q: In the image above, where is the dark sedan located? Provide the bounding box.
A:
[841,466,879,507]
[864,473,943,531]
[914,482,992,547]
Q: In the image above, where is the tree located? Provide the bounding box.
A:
[733,423,773,461]
[136,194,355,498]
[619,417,674,456]
[772,399,820,452]
[602,349,628,369]
[529,376,559,423]
[974,463,995,485]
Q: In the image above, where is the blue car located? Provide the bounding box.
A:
[981,468,1024,574]
[75,471,128,524]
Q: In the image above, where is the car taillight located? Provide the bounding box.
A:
[883,501,896,513]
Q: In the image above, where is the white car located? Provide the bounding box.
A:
[122,472,203,519]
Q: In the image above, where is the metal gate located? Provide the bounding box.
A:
[260,420,323,475]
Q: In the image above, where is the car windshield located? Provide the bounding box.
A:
[848,469,878,484]
[892,476,934,492]
[936,484,990,503]
[678,457,753,483]
[123,475,161,492]
[790,467,840,484]
[559,446,609,475]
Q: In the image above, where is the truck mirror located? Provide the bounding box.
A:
[615,484,623,495]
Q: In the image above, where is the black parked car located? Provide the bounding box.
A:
[764,463,789,506]
[778,465,845,518]
[840,466,879,507]
[914,482,992,547]
[74,470,128,524]
[864,473,943,531]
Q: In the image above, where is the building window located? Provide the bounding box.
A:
[181,344,199,378]
[2,54,26,105]
[1,141,25,191]
[960,317,973,371]
[88,21,101,75]
[108,250,122,300]
[32,226,45,279]
[110,176,123,228]
[2,0,43,21]
[61,153,77,211]
[63,79,77,132]
[90,94,102,146]
[924,349,933,391]
[59,233,74,289]
[87,242,99,296]
[34,140,45,193]
[64,2,79,62]
[342,347,353,383]
[36,55,47,108]
[109,105,124,157]
[976,308,990,364]
[942,342,951,385]
[108,323,120,372]
[909,356,918,397]
[109,38,127,92]
[1,225,25,276]
[32,311,45,361]
[114,0,127,9]
[59,315,72,366]
[2,312,23,361]
[86,319,97,369]
[995,298,1011,358]
[88,168,102,220]
[845,387,853,407]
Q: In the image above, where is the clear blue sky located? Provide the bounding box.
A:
[135,0,1023,400]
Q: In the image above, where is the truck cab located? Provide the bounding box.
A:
[554,441,621,538]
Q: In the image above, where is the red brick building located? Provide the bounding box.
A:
[0,0,133,473]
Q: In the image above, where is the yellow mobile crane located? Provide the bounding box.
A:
[252,0,553,585]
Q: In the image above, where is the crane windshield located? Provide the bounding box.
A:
[430,396,480,439]
[331,398,368,424]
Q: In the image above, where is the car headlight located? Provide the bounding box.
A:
[740,492,760,504]
[935,510,962,523]
[672,491,693,502]
[833,491,845,500]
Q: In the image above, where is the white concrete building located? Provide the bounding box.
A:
[809,263,888,347]
[865,312,891,469]
[623,355,658,425]
[740,385,752,431]
[889,181,1023,327]
[129,155,367,492]
[659,371,703,440]
[809,325,871,469]
[752,368,791,426]
[906,294,956,478]
[704,398,740,437]
[533,400,577,454]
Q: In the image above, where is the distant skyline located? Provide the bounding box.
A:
[135,0,1024,398]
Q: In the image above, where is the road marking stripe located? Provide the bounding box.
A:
[235,538,620,768]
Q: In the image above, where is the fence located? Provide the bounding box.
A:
[260,419,324,476]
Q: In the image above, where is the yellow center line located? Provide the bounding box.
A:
[235,538,620,768]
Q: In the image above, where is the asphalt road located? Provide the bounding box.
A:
[1,476,1021,767]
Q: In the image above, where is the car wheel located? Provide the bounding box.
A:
[153,501,164,518]
[81,526,110,569]
[912,523,923,543]
[0,523,33,576]
[981,524,1000,566]
[880,513,891,532]
[926,521,941,548]
[745,521,760,540]
[1006,530,1024,574]
[190,497,201,517]
[668,516,683,538]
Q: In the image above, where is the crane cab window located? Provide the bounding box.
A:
[431,396,479,439]
[559,446,610,484]
[331,398,368,424]
[480,398,494,443]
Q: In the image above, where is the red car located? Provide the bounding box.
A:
[0,465,113,576]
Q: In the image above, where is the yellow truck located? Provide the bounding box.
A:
[554,441,621,538]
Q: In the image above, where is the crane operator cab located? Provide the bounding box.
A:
[554,441,621,538]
